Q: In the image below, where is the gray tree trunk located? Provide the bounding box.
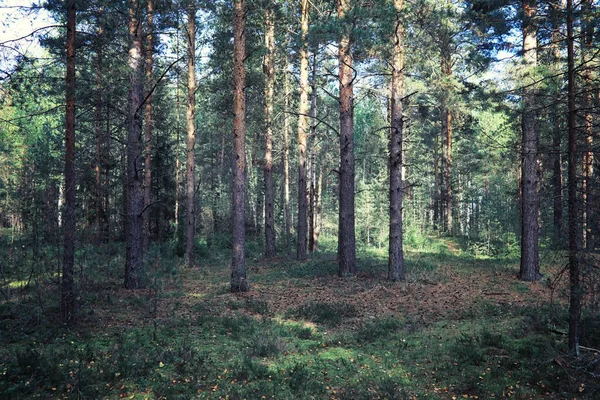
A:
[143,0,154,253]
[231,0,249,292]
[185,5,196,268]
[125,0,145,289]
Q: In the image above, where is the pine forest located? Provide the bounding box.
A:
[0,0,599,398]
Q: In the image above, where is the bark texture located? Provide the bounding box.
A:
[337,0,356,277]
[263,5,276,258]
[296,0,309,260]
[231,0,249,292]
[283,63,292,256]
[185,5,196,268]
[143,0,154,252]
[388,0,405,282]
[519,0,540,282]
[62,0,76,322]
[566,0,580,357]
[125,0,145,289]
[581,0,594,252]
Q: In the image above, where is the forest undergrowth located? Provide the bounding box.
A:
[1,234,599,399]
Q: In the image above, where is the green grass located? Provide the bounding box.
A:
[0,233,597,399]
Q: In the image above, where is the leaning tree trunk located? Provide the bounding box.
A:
[388,0,405,282]
[125,0,145,289]
[296,0,309,260]
[263,4,276,258]
[519,0,540,282]
[143,0,154,253]
[337,0,356,277]
[185,5,196,268]
[566,0,581,357]
[231,0,249,292]
[62,0,76,322]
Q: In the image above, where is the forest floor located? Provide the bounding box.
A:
[1,235,599,399]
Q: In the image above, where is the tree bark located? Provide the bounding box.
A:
[283,60,292,256]
[519,0,540,282]
[566,0,581,356]
[143,0,154,253]
[185,5,196,268]
[231,0,249,292]
[125,0,145,289]
[388,0,405,282]
[62,0,76,322]
[297,0,310,260]
[308,50,318,254]
[337,0,356,277]
[549,1,563,247]
[581,0,594,252]
[94,19,108,244]
[263,4,276,258]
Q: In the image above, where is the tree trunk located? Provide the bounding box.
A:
[388,0,405,282]
[231,0,249,292]
[566,0,581,356]
[263,4,276,258]
[143,0,154,253]
[309,154,316,252]
[283,61,292,256]
[185,5,196,268]
[337,0,356,277]
[297,0,309,260]
[308,50,318,254]
[313,167,323,251]
[519,0,540,282]
[581,0,594,252]
[125,0,145,289]
[94,13,108,244]
[62,0,76,322]
[550,1,563,247]
[441,105,452,233]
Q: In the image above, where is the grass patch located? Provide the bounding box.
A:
[288,301,358,326]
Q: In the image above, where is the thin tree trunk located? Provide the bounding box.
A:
[283,62,292,256]
[231,0,249,292]
[62,0,76,321]
[185,5,196,268]
[441,105,452,233]
[337,0,356,277]
[566,0,581,356]
[297,0,309,260]
[263,4,276,258]
[388,0,405,282]
[313,166,323,251]
[94,19,107,243]
[433,135,440,230]
[143,0,154,253]
[582,0,594,252]
[550,1,563,247]
[519,0,540,282]
[308,50,318,254]
[125,0,145,289]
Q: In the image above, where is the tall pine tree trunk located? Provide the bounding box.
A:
[581,0,594,252]
[94,18,108,243]
[308,50,318,254]
[143,0,154,252]
[263,4,276,258]
[125,0,145,289]
[297,0,309,260]
[283,61,292,256]
[566,0,581,356]
[388,0,405,282]
[62,0,76,321]
[337,0,356,277]
[519,0,540,282]
[550,1,563,247]
[185,5,196,268]
[231,0,249,292]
